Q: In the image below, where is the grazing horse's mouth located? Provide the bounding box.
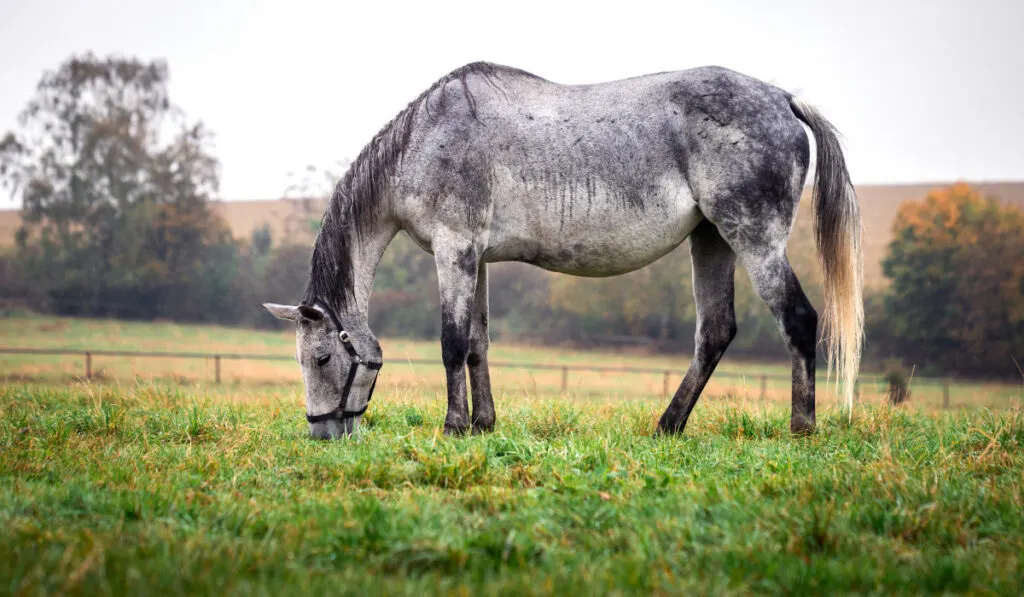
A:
[308,417,357,440]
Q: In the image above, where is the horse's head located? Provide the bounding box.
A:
[263,301,383,439]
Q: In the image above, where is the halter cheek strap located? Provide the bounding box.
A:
[303,301,383,424]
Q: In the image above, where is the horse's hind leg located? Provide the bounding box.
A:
[657,220,738,434]
[468,262,496,433]
[702,190,818,434]
[737,247,818,434]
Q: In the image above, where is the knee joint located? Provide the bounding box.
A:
[698,317,737,352]
[467,335,488,368]
[441,320,470,368]
[442,340,469,368]
[725,320,738,345]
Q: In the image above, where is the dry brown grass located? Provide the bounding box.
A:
[2,312,1022,413]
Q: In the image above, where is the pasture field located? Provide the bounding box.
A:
[1,312,1020,411]
[1,381,1023,595]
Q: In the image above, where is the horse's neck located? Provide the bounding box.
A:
[342,219,398,320]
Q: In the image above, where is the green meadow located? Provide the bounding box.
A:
[2,314,1023,594]
[2,381,1023,595]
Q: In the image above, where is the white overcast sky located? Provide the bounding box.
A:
[1,0,1022,208]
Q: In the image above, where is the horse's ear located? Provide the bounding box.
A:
[297,305,325,322]
[262,303,300,321]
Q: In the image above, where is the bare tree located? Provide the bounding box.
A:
[279,159,351,244]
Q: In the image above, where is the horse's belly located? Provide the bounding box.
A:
[485,171,703,277]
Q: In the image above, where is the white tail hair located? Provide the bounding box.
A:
[790,98,865,416]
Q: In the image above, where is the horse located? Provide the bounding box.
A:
[263,61,864,440]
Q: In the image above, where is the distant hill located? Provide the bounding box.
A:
[2,181,1023,286]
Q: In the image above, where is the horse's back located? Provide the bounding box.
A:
[401,62,805,202]
[394,63,808,276]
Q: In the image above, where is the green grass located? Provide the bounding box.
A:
[2,382,1023,595]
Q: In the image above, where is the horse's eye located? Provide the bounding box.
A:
[316,354,331,367]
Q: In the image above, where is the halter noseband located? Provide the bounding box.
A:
[303,300,383,424]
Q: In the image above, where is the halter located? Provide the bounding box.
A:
[303,300,383,424]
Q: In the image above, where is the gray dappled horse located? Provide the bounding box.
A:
[264,62,863,440]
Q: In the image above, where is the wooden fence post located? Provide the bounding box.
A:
[215,355,221,385]
[561,366,568,392]
[85,352,92,380]
[663,371,670,396]
[759,374,767,400]
[942,382,950,409]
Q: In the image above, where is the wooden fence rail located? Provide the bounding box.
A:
[0,346,950,403]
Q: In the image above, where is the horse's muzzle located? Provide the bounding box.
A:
[308,416,358,440]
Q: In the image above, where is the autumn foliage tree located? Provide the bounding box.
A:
[881,182,1024,377]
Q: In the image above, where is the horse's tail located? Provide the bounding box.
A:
[789,97,864,415]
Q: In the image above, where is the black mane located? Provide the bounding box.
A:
[303,62,540,314]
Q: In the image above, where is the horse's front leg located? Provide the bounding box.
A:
[434,237,480,435]
[468,262,495,433]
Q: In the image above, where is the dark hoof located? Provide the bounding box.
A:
[471,413,496,435]
[655,419,686,437]
[443,421,470,436]
[790,417,816,436]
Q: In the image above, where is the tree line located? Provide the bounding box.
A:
[2,54,1022,379]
